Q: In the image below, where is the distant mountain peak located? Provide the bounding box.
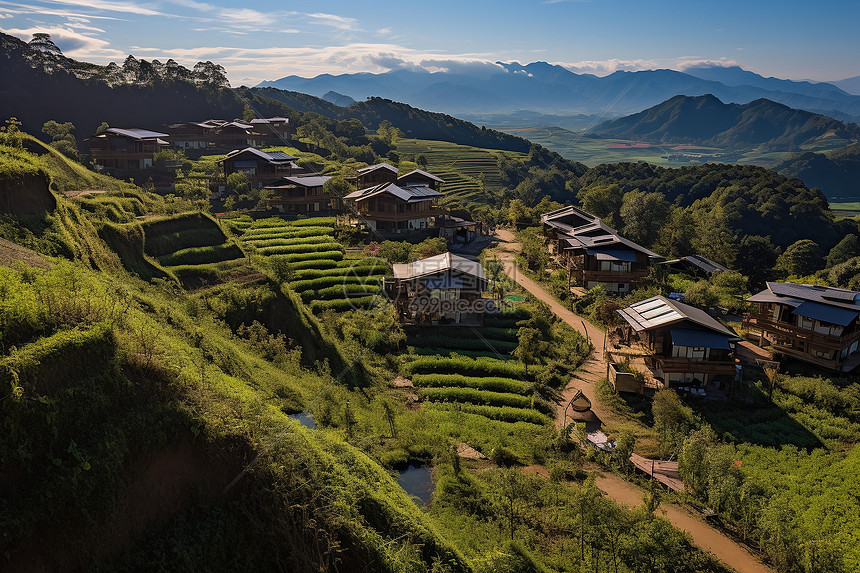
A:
[27,33,61,55]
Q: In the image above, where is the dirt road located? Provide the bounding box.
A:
[493,228,774,573]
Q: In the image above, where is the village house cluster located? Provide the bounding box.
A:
[85,120,860,388]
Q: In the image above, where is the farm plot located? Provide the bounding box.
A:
[141,212,247,287]
[239,217,389,312]
[402,309,551,427]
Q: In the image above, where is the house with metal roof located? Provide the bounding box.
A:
[384,253,492,325]
[396,169,445,191]
[264,175,332,214]
[87,127,169,173]
[743,282,860,371]
[541,205,660,294]
[220,147,300,189]
[618,295,741,388]
[343,182,442,234]
[353,163,398,189]
[659,255,728,279]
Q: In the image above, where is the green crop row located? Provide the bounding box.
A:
[420,386,532,409]
[426,402,548,425]
[411,347,512,360]
[310,295,380,313]
[257,242,344,256]
[144,227,226,257]
[301,284,381,302]
[287,216,337,227]
[411,373,531,395]
[157,242,244,267]
[404,355,534,378]
[243,235,335,248]
[289,274,381,293]
[243,226,333,238]
[408,334,517,354]
[268,250,344,264]
[291,264,387,281]
[287,259,339,271]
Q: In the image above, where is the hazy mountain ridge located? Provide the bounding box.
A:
[258,61,860,122]
[590,94,860,151]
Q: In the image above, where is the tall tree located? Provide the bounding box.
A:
[775,239,824,277]
[620,189,671,247]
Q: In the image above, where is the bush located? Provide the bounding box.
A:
[257,242,344,256]
[420,387,533,409]
[427,402,547,425]
[157,242,244,266]
[404,356,535,379]
[243,235,335,248]
[411,374,531,395]
[310,295,380,313]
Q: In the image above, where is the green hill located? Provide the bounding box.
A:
[774,143,860,201]
[593,94,860,152]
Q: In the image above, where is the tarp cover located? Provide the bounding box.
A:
[794,301,860,326]
[670,328,731,350]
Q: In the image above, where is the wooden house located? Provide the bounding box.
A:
[87,127,169,173]
[618,296,740,388]
[744,282,860,372]
[396,169,445,191]
[384,252,491,325]
[248,117,291,144]
[264,175,332,214]
[220,148,300,188]
[343,182,442,234]
[541,206,659,294]
[353,163,398,188]
[659,255,728,279]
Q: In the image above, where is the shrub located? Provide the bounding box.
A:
[404,356,535,379]
[257,242,344,256]
[411,374,531,395]
[427,402,547,425]
[420,387,532,409]
[157,242,244,266]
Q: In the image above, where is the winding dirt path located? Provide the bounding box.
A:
[493,228,774,573]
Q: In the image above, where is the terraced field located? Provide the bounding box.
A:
[238,217,389,313]
[141,212,247,287]
[396,139,525,205]
[402,309,551,426]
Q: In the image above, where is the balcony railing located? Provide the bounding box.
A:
[648,356,737,376]
[580,269,649,284]
[743,314,860,350]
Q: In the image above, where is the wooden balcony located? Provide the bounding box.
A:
[355,208,440,222]
[647,356,738,376]
[743,314,860,351]
[580,269,650,284]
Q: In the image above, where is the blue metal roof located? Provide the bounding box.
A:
[794,301,859,326]
[670,328,732,350]
[585,248,637,262]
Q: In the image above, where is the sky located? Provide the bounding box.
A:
[1,0,858,86]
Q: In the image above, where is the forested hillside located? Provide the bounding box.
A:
[774,143,860,200]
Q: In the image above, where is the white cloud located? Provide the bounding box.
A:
[306,12,358,31]
[37,0,167,17]
[0,1,123,20]
[376,27,391,35]
[559,56,740,76]
[2,25,125,59]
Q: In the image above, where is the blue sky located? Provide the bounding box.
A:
[1,0,857,86]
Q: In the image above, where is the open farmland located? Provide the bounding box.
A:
[238,216,389,312]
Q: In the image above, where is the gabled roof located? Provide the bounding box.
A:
[747,282,860,311]
[344,182,442,203]
[221,147,298,164]
[101,128,169,140]
[265,175,331,188]
[396,169,445,184]
[617,295,739,339]
[357,162,398,175]
[250,117,288,124]
[392,252,486,281]
[660,255,728,276]
[542,205,659,258]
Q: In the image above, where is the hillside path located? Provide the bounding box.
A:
[492,228,774,573]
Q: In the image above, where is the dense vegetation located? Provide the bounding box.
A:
[774,143,860,201]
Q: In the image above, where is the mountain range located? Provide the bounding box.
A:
[591,94,860,151]
[259,62,860,126]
